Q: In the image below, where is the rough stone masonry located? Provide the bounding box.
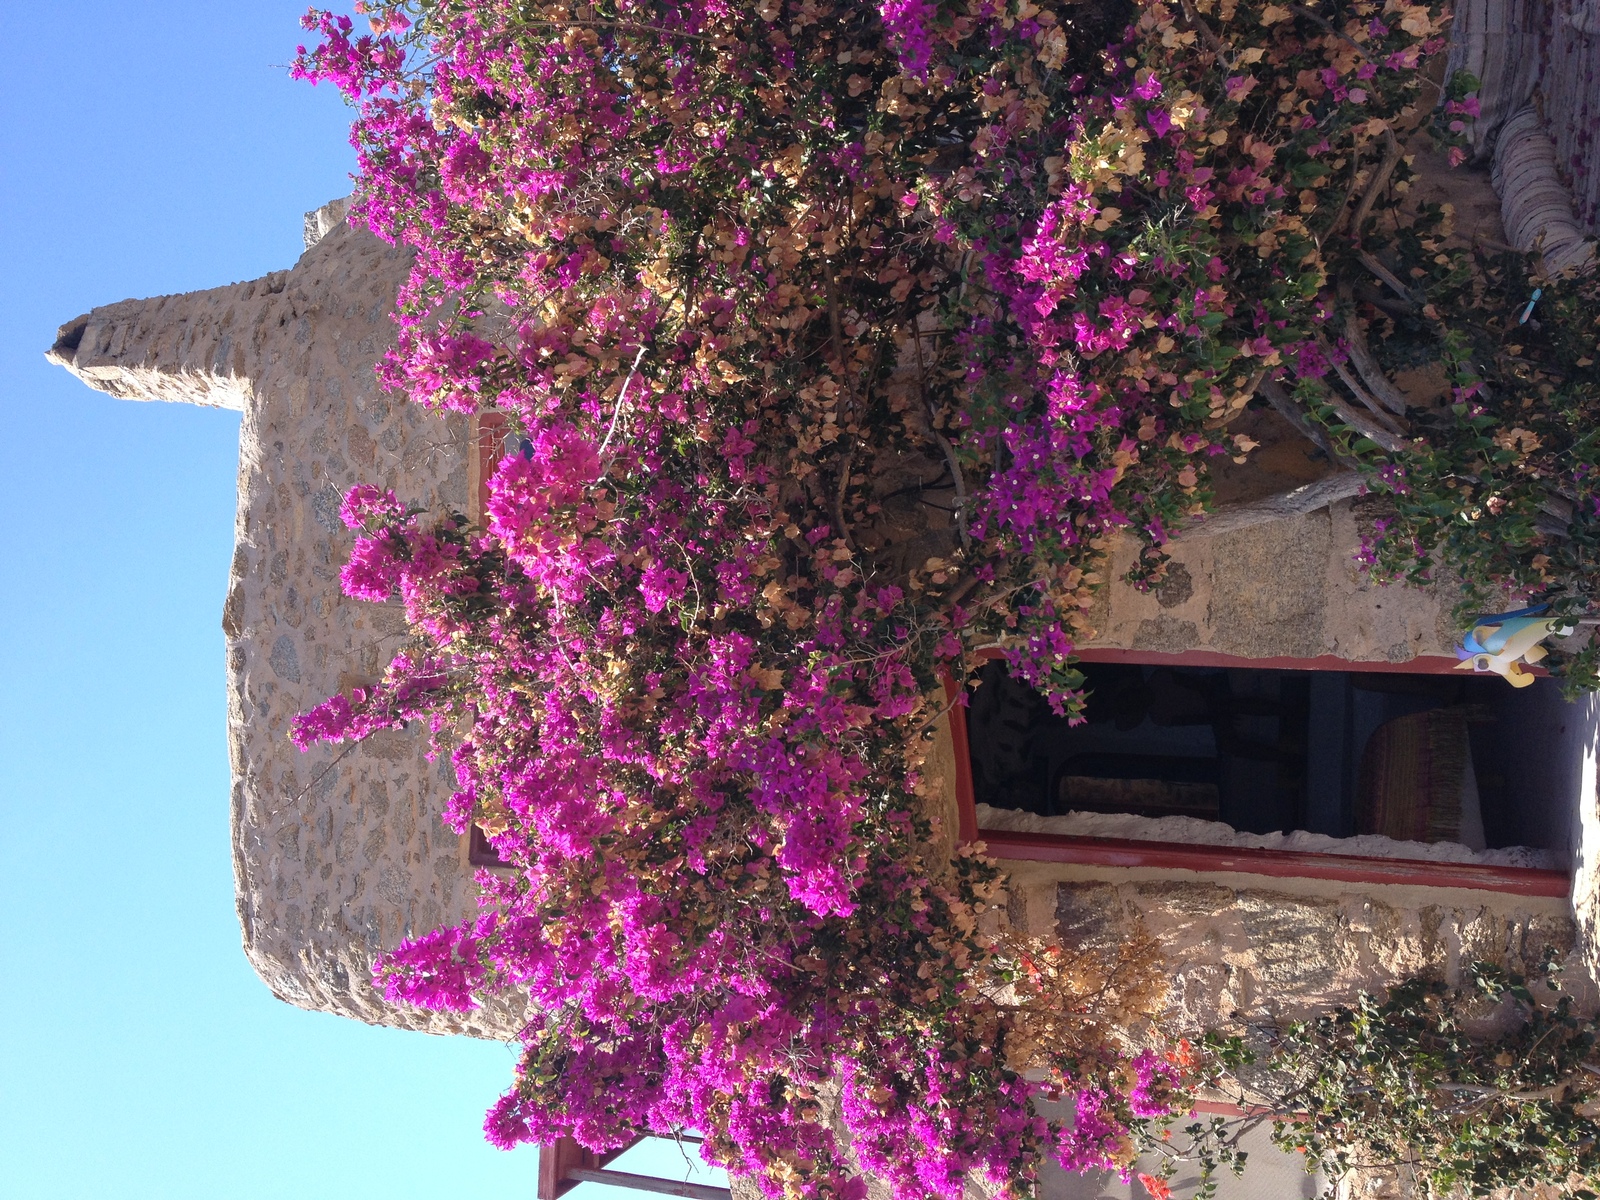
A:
[49,206,522,1037]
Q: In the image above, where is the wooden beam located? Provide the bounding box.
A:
[566,1168,731,1200]
[539,1137,598,1200]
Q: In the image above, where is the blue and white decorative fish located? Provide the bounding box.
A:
[1456,605,1576,687]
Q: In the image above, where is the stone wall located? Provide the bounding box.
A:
[50,218,523,1037]
[1008,861,1587,1030]
[1000,860,1588,1198]
[1082,498,1463,664]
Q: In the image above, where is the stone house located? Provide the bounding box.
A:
[46,10,1600,1196]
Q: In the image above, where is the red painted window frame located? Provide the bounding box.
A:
[472,410,509,523]
[945,648,1573,898]
[463,412,513,869]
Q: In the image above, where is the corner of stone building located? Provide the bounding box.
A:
[42,269,297,410]
[303,196,353,253]
[45,209,494,1032]
[234,923,527,1038]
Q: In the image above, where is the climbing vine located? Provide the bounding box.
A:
[1352,255,1600,690]
[289,0,1600,1196]
[1178,957,1600,1199]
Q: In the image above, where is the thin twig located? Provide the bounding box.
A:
[822,258,860,552]
[1212,365,1270,427]
[945,573,984,608]
[598,345,648,458]
[499,17,716,43]
[955,249,975,306]
[1433,1082,1564,1102]
[910,690,965,743]
[1357,249,1421,307]
[821,257,859,421]
[928,425,970,553]
[913,326,970,552]
[833,444,857,553]
[1322,130,1364,245]
[1178,0,1232,61]
[1289,4,1366,55]
[665,534,705,629]
[875,467,954,504]
[1474,233,1522,255]
[270,740,364,817]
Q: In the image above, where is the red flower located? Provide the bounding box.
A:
[1165,1038,1196,1070]
[1137,1173,1173,1200]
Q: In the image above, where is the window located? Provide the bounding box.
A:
[952,650,1582,896]
[467,824,508,869]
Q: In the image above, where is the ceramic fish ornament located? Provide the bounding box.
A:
[1456,605,1576,687]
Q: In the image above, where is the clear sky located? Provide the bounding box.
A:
[0,5,717,1198]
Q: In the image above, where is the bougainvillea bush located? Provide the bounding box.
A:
[290,0,1600,1196]
[1352,249,1600,690]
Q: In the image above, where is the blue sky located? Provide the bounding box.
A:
[0,5,717,1197]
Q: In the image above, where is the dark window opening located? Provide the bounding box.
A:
[468,823,510,869]
[966,658,1585,857]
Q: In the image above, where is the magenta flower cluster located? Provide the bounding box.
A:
[288,1,1472,1196]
